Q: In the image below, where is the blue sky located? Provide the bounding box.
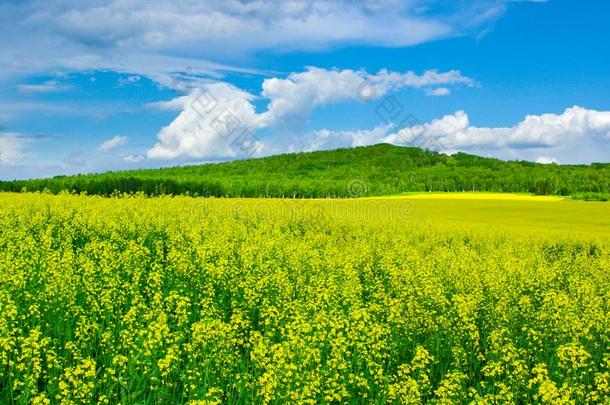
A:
[1,0,610,180]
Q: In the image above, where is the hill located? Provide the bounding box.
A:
[1,144,609,198]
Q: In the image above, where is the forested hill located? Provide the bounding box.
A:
[1,144,609,198]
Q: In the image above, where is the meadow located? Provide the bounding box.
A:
[1,192,609,403]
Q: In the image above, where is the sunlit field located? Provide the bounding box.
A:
[400,193,610,238]
[1,192,609,403]
[397,192,565,201]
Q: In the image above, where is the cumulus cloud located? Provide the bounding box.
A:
[258,67,475,126]
[385,106,610,151]
[147,83,262,160]
[98,135,128,152]
[146,67,476,160]
[0,133,28,165]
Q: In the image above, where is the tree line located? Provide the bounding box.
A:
[1,144,609,199]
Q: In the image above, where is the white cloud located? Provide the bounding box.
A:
[0,133,28,165]
[0,1,517,84]
[98,135,128,152]
[146,67,476,160]
[426,87,451,96]
[147,83,261,160]
[123,154,145,163]
[384,106,610,151]
[258,67,475,126]
[19,1,456,52]
[147,94,193,112]
[300,125,393,153]
[117,75,141,87]
[399,70,477,89]
[536,156,558,164]
[17,80,70,94]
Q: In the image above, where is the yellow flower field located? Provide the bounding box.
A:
[1,192,609,403]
